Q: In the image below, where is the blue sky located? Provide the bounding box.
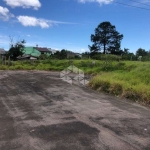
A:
[0,0,150,53]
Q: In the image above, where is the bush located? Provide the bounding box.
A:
[92,54,120,61]
[109,83,123,95]
[0,65,8,70]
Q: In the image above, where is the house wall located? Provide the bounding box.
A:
[0,49,6,58]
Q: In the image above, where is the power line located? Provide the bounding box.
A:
[130,0,150,7]
[113,1,150,11]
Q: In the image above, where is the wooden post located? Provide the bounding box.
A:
[5,56,6,65]
[8,56,10,66]
[2,56,3,65]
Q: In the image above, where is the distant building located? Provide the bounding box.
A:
[17,54,38,60]
[74,53,82,58]
[48,48,59,54]
[17,47,51,60]
[34,47,51,55]
[0,48,6,57]
[22,47,41,58]
[67,51,82,58]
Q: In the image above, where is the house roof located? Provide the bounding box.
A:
[22,47,41,57]
[0,48,6,54]
[34,47,50,52]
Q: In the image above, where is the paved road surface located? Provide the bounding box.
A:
[0,71,150,150]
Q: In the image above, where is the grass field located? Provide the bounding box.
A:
[0,59,150,105]
[89,61,150,105]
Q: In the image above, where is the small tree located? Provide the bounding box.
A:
[7,37,26,61]
[136,48,148,57]
[53,49,67,59]
[123,48,129,54]
[89,21,123,54]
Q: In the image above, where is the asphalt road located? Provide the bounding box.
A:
[0,71,150,150]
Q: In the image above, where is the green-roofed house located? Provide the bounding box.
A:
[18,47,51,60]
[34,47,51,56]
[22,47,41,58]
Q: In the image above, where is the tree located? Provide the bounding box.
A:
[123,48,129,54]
[53,49,67,59]
[89,21,123,54]
[136,48,148,57]
[7,37,26,60]
[60,49,67,59]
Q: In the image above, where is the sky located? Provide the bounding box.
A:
[0,0,150,53]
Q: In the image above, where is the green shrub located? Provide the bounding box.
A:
[0,65,8,70]
[109,83,123,95]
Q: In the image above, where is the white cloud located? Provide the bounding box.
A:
[78,0,114,5]
[17,16,50,28]
[81,48,86,52]
[3,0,41,10]
[0,6,14,21]
[17,16,77,29]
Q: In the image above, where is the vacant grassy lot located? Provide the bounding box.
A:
[89,61,150,105]
[0,59,150,105]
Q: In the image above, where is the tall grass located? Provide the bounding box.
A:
[89,61,150,105]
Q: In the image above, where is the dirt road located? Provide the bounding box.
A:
[0,71,150,150]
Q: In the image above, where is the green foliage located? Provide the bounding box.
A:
[89,21,123,54]
[142,55,150,61]
[39,54,49,60]
[136,48,148,57]
[109,83,123,95]
[7,39,26,61]
[0,65,8,70]
[122,53,136,61]
[123,48,129,54]
[82,52,90,59]
[52,49,67,59]
[92,54,120,61]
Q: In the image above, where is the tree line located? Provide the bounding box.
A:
[4,21,150,61]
